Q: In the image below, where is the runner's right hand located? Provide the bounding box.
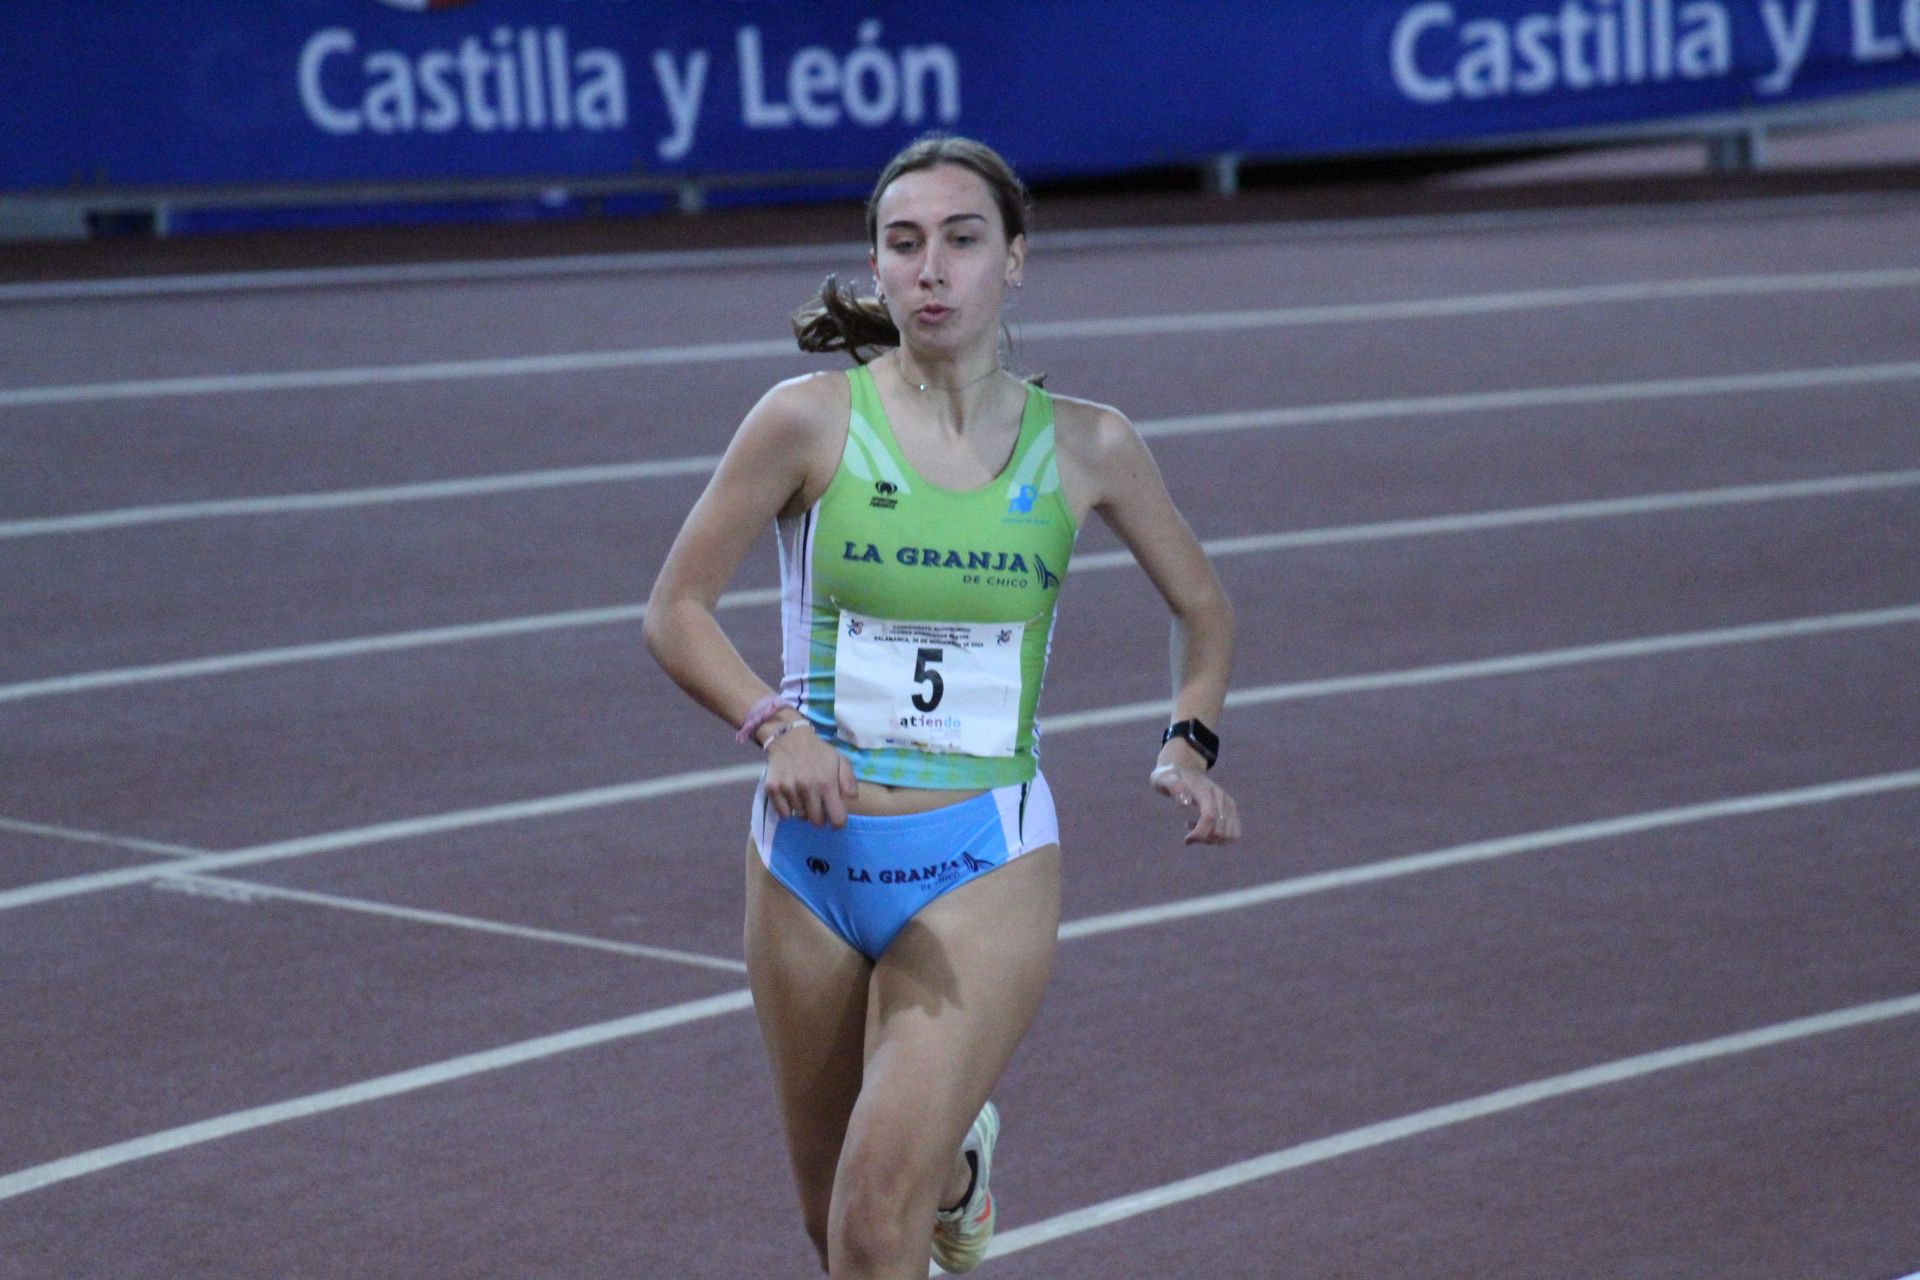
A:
[764,723,859,827]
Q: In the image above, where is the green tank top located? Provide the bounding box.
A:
[773,364,1078,788]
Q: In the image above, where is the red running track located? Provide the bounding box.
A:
[2,189,1919,1279]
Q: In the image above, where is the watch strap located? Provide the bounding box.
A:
[1161,719,1219,769]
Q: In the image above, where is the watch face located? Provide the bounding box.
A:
[1165,720,1218,766]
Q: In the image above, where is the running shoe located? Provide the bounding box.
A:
[931,1100,1000,1273]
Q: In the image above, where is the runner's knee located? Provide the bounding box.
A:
[831,1133,944,1269]
[831,1187,920,1274]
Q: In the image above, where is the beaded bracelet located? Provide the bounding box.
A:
[734,693,788,746]
[758,718,811,751]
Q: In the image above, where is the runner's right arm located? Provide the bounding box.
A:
[643,374,859,826]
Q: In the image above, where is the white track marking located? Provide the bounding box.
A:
[4,407,1914,540]
[0,815,203,859]
[1035,190,1920,248]
[979,994,1920,1266]
[0,590,780,704]
[7,468,1915,703]
[0,813,747,971]
[6,196,1917,302]
[1058,768,1920,940]
[1069,467,1920,569]
[5,269,1920,408]
[2,602,1915,915]
[0,242,870,303]
[0,340,797,409]
[0,458,720,539]
[1018,267,1920,341]
[0,604,652,703]
[1044,603,1920,735]
[1134,360,1920,441]
[0,989,759,1202]
[5,766,1915,1204]
[0,764,765,913]
[158,874,747,973]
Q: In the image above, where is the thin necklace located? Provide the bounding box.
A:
[897,358,1004,395]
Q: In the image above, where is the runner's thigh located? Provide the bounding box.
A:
[848,846,1062,1185]
[744,845,872,1224]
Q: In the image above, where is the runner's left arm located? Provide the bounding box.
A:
[1072,405,1240,846]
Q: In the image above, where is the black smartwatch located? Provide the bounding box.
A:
[1161,719,1220,770]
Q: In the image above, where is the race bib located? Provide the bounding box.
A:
[833,612,1025,756]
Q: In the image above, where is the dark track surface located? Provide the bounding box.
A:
[3,185,1918,1279]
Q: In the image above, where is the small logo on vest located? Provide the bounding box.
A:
[1035,554,1061,591]
[1008,484,1038,514]
[805,857,831,877]
[870,480,900,510]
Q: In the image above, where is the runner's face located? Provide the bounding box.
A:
[870,163,1024,356]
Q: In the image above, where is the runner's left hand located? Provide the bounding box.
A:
[1150,759,1240,846]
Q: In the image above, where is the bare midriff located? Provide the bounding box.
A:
[846,781,989,817]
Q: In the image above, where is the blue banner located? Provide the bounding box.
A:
[5,1,1920,193]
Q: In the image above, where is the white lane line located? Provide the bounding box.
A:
[980,993,1920,1266]
[1019,266,1920,342]
[5,268,1919,408]
[4,409,1914,542]
[0,339,798,409]
[8,467,1915,703]
[0,988,759,1203]
[0,812,745,972]
[1070,467,1920,570]
[159,874,747,974]
[0,591,777,704]
[1038,191,1920,248]
[0,815,204,859]
[6,763,1914,1205]
[3,601,1915,915]
[12,192,1920,303]
[1134,359,1920,442]
[1046,603,1920,735]
[0,241,870,303]
[0,458,720,539]
[0,602,660,704]
[0,765,765,913]
[1058,768,1920,940]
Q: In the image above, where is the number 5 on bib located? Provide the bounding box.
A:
[833,611,1025,756]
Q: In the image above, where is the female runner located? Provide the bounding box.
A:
[644,134,1239,1279]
